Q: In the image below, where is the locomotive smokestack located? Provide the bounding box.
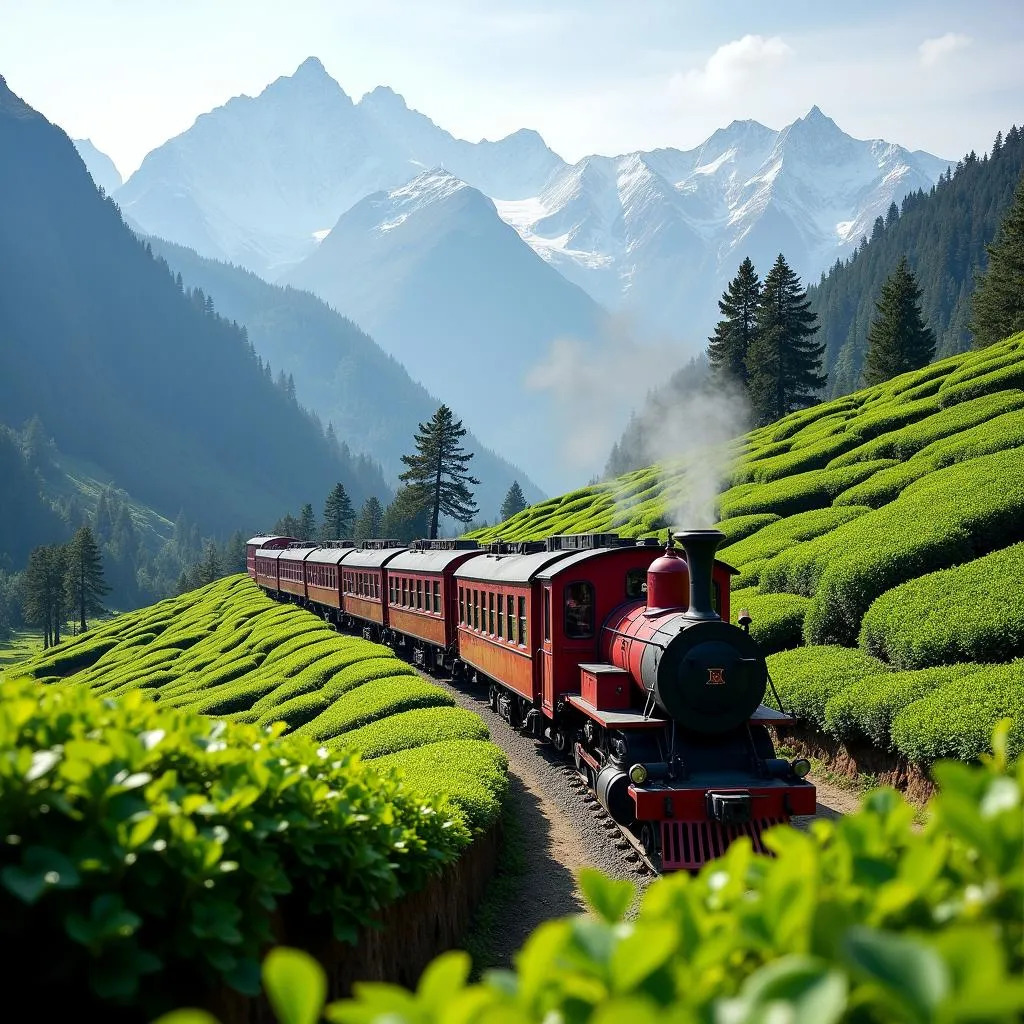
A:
[675,529,725,620]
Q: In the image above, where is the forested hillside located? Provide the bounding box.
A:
[809,123,1024,395]
[0,76,386,554]
[147,237,544,513]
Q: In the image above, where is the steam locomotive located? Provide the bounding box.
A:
[248,528,816,871]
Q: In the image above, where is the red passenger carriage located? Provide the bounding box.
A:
[246,535,295,580]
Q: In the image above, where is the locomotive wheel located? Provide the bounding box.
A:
[550,727,568,754]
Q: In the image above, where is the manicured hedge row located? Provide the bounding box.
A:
[719,505,870,568]
[240,726,1024,1024]
[0,678,472,1019]
[859,542,1024,668]
[730,590,810,654]
[712,512,782,545]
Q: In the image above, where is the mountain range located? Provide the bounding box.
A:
[114,57,950,337]
[97,59,953,486]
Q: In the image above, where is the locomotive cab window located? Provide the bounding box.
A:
[626,568,647,599]
[564,581,595,639]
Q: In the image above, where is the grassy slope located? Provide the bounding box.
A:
[4,575,506,832]
[469,333,1024,764]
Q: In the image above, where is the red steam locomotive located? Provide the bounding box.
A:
[247,528,815,871]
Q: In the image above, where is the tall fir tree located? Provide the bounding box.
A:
[970,174,1024,348]
[746,254,825,425]
[197,541,222,586]
[863,257,936,385]
[499,481,528,522]
[707,258,761,386]
[399,405,480,539]
[273,512,302,538]
[23,544,68,648]
[298,503,317,541]
[321,482,355,540]
[64,525,109,632]
[353,496,385,542]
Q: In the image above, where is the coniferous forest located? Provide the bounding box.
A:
[809,124,1024,394]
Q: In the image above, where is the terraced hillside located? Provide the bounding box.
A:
[470,333,1024,767]
[8,575,506,831]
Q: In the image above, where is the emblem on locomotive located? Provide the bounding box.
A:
[707,667,726,685]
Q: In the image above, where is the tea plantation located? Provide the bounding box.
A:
[469,333,1024,767]
[8,574,507,833]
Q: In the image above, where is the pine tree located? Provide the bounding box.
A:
[23,545,68,648]
[707,258,761,386]
[353,496,385,542]
[322,483,355,539]
[970,175,1024,348]
[398,405,480,539]
[273,512,302,538]
[298,503,317,541]
[499,481,528,522]
[746,254,825,425]
[198,541,222,586]
[64,526,109,632]
[863,257,936,385]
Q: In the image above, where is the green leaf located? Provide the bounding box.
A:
[578,868,635,924]
[843,926,948,1023]
[719,955,848,1024]
[151,1014,221,1024]
[609,922,677,993]
[263,947,327,1024]
[416,950,471,1010]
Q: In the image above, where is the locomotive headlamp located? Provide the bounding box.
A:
[791,758,812,779]
[738,608,752,632]
[628,763,648,786]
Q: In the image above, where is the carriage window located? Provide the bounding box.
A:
[459,586,465,624]
[626,568,647,599]
[564,581,595,639]
[473,590,480,630]
[518,597,527,647]
[416,579,423,610]
[485,592,492,635]
[497,596,504,638]
[433,580,441,614]
[544,589,551,642]
[506,595,515,642]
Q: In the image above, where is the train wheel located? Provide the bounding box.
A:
[550,726,568,754]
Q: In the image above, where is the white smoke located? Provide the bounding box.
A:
[525,313,750,529]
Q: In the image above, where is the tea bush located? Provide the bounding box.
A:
[212,725,1023,1024]
[859,542,1024,668]
[731,591,810,654]
[712,512,781,545]
[0,678,471,1019]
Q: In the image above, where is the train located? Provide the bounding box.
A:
[247,529,816,871]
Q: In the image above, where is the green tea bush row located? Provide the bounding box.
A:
[891,662,1024,762]
[859,542,1024,668]
[371,739,509,833]
[294,676,457,742]
[738,433,861,484]
[719,505,870,567]
[828,390,1024,467]
[731,591,810,654]
[0,679,472,1019]
[336,707,490,760]
[259,726,1022,1024]
[255,658,419,731]
[938,362,1024,407]
[915,407,1024,469]
[718,460,894,520]
[765,646,887,730]
[759,448,1024,644]
[712,513,781,545]
[840,393,942,439]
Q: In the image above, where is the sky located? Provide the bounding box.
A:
[1,0,1022,179]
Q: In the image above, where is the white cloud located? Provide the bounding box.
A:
[919,32,972,66]
[670,35,794,99]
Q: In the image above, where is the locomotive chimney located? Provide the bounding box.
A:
[675,529,725,620]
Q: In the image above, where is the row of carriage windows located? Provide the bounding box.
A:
[343,571,380,599]
[389,576,442,615]
[458,587,528,648]
[307,564,338,589]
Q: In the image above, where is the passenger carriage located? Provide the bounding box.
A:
[339,540,406,640]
